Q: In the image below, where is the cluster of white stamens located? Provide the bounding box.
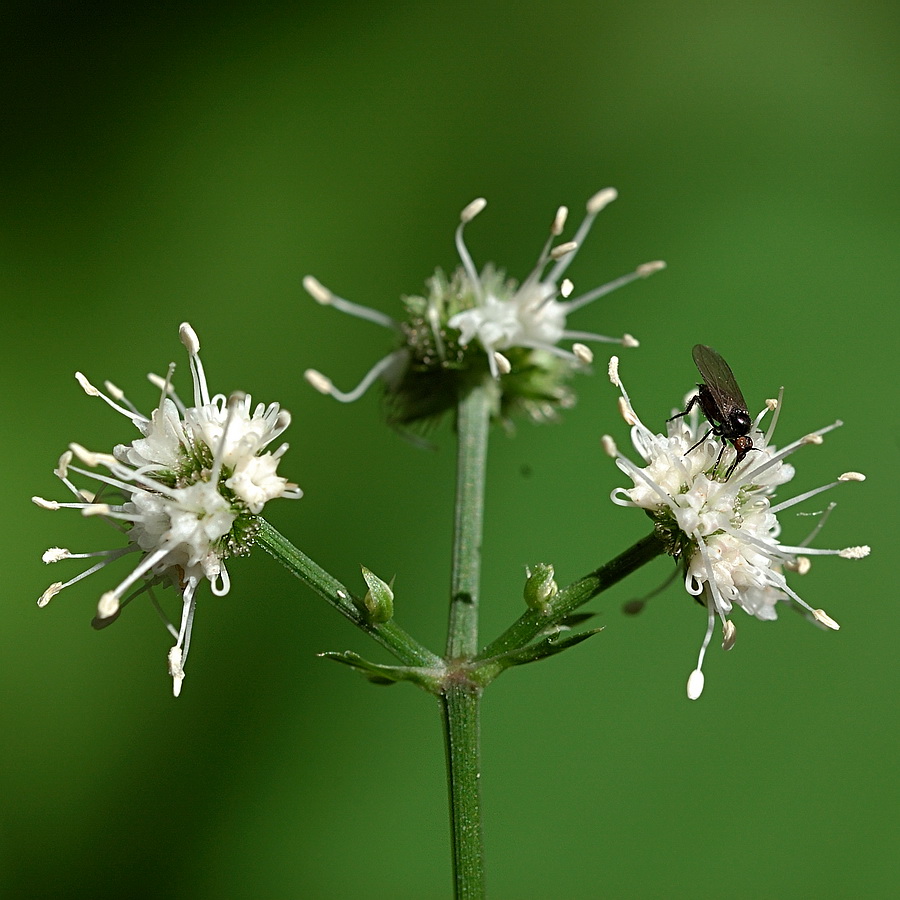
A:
[303,189,664,399]
[603,356,869,700]
[34,323,302,696]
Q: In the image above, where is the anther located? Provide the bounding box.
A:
[586,187,618,214]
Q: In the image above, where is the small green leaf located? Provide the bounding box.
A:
[473,627,604,685]
[318,650,443,692]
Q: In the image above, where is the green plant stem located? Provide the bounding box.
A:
[441,681,485,900]
[443,381,493,899]
[257,518,440,668]
[478,531,667,661]
[446,381,492,659]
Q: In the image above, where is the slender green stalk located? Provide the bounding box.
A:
[257,518,440,668]
[443,381,493,899]
[478,531,667,661]
[446,381,493,659]
[441,681,485,900]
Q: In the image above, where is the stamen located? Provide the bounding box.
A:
[601,435,618,457]
[168,646,185,698]
[493,351,512,375]
[812,609,840,630]
[550,240,578,261]
[551,206,568,236]
[839,546,870,559]
[572,343,593,364]
[455,201,486,303]
[608,355,621,387]
[721,619,736,650]
[303,275,398,330]
[546,188,616,283]
[180,322,211,408]
[304,351,403,403]
[560,278,574,298]
[75,372,147,426]
[38,583,63,606]
[561,261,666,314]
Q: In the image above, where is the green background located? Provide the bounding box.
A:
[4,2,898,897]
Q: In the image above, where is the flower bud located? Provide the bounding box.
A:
[360,566,394,623]
[523,563,558,614]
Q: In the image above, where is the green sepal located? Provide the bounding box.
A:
[318,650,444,692]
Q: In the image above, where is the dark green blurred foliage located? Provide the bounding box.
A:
[3,2,898,898]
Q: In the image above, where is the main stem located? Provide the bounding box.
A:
[442,380,492,900]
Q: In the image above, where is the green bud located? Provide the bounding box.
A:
[360,566,394,623]
[523,563,558,614]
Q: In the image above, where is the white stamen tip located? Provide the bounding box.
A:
[687,668,705,700]
[38,582,63,607]
[560,278,574,299]
[550,240,578,261]
[621,333,640,348]
[618,396,638,426]
[791,556,812,575]
[75,372,100,396]
[97,591,120,619]
[69,443,116,468]
[493,351,512,375]
[179,322,200,355]
[839,472,866,482]
[83,503,112,517]
[636,260,666,277]
[303,275,333,305]
[803,433,824,445]
[766,397,779,411]
[168,646,185,698]
[42,547,70,563]
[304,369,334,395]
[601,435,618,458]
[721,620,736,651]
[607,355,621,386]
[839,545,870,559]
[586,187,618,214]
[572,343,593,365]
[104,380,124,401]
[460,197,487,223]
[147,373,168,391]
[32,496,60,510]
[813,608,840,630]
[55,451,73,479]
[551,206,568,236]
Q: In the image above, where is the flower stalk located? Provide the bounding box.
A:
[257,519,439,669]
[442,379,494,898]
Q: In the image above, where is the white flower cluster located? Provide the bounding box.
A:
[302,189,665,400]
[603,356,869,700]
[446,192,663,378]
[34,323,302,696]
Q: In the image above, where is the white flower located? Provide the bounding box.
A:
[34,323,302,696]
[302,188,665,402]
[603,356,869,700]
[446,192,663,378]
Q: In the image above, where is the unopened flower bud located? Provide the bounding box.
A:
[523,563,558,614]
[360,566,394,623]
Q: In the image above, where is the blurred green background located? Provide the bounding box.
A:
[4,2,898,897]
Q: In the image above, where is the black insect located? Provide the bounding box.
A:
[668,344,756,480]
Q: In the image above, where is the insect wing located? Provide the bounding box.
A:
[691,344,748,416]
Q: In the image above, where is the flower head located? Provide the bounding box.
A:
[603,356,869,700]
[34,323,302,696]
[304,189,664,426]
